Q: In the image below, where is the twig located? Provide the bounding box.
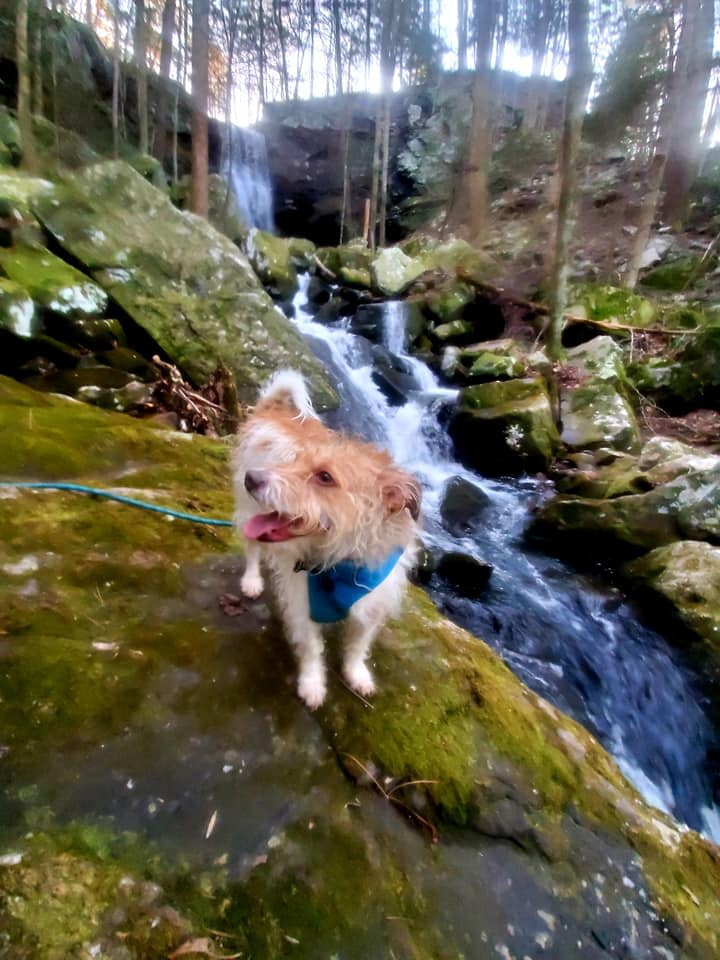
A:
[331,668,375,709]
[313,254,337,279]
[342,753,439,843]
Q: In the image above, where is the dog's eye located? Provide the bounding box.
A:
[315,470,335,486]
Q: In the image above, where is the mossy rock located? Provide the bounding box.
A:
[567,283,655,327]
[641,256,708,292]
[533,439,720,551]
[315,241,374,278]
[467,351,525,382]
[425,281,476,324]
[0,107,21,164]
[0,168,55,219]
[561,338,641,453]
[449,377,560,475]
[673,323,720,404]
[287,236,316,269]
[33,161,336,409]
[246,228,298,300]
[126,152,167,190]
[370,246,425,296]
[0,243,108,321]
[0,277,37,338]
[172,173,248,243]
[422,237,496,286]
[0,375,719,958]
[625,541,720,659]
[432,317,472,341]
[338,265,372,288]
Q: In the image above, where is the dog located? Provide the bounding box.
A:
[233,369,421,709]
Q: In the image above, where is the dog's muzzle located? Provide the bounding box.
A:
[244,470,266,496]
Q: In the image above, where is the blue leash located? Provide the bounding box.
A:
[0,481,234,527]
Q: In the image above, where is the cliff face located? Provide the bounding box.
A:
[261,71,564,244]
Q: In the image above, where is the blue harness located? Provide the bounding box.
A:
[304,548,404,624]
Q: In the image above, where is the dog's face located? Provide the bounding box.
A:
[235,409,420,563]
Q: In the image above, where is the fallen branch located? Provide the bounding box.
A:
[313,254,337,280]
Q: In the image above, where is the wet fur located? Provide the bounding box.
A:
[233,369,420,708]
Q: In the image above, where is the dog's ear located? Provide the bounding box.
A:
[381,470,421,521]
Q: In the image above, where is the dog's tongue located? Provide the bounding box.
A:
[243,512,296,542]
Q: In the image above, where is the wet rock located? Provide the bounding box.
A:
[431,317,473,342]
[425,280,476,324]
[34,161,336,409]
[532,437,720,551]
[246,228,298,300]
[560,336,641,454]
[77,379,154,412]
[449,377,560,476]
[439,475,490,535]
[435,550,493,597]
[287,236,317,269]
[315,241,374,287]
[0,277,37,338]
[96,347,158,382]
[370,246,424,296]
[625,541,720,659]
[171,172,248,244]
[0,244,108,321]
[371,350,418,406]
[465,342,525,382]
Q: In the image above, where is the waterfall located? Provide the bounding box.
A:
[290,276,720,844]
[222,127,274,232]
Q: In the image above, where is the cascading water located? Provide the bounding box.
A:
[221,127,274,232]
[291,277,720,842]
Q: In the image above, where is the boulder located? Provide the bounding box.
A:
[370,246,424,296]
[432,318,473,341]
[439,475,490,536]
[0,169,55,220]
[33,161,336,409]
[1,374,719,959]
[0,244,108,321]
[567,283,655,327]
[0,277,36,338]
[246,228,298,300]
[533,438,720,551]
[625,541,720,660]
[435,549,493,597]
[287,236,317,269]
[425,280,476,323]
[449,377,560,475]
[560,337,641,453]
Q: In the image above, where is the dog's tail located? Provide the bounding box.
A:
[254,368,317,419]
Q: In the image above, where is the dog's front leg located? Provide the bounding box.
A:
[342,607,382,698]
[240,540,265,598]
[272,561,327,709]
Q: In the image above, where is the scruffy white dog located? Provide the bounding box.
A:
[233,369,420,709]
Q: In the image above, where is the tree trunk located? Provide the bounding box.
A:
[16,0,36,173]
[258,0,266,106]
[310,0,316,97]
[445,0,493,241]
[273,0,290,100]
[457,0,467,71]
[364,0,372,88]
[661,0,714,224]
[112,0,121,157]
[332,0,343,95]
[191,0,210,217]
[153,0,176,158]
[378,93,391,247]
[33,0,44,118]
[546,0,592,360]
[624,154,667,290]
[369,102,383,250]
[134,0,149,155]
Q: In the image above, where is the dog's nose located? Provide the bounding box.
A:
[244,470,264,494]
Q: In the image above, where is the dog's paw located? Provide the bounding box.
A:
[343,661,376,698]
[298,670,327,710]
[240,572,264,599]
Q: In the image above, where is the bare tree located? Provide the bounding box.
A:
[546,0,593,359]
[457,0,467,70]
[134,0,149,154]
[191,0,210,217]
[112,0,122,157]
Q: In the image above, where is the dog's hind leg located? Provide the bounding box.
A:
[272,560,327,709]
[240,541,265,598]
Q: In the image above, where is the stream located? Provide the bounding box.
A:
[291,277,720,843]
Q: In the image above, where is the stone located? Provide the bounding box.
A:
[33,161,336,409]
[0,169,55,220]
[625,541,720,658]
[127,153,167,190]
[77,378,154,412]
[425,280,476,323]
[467,351,525,381]
[439,475,490,535]
[0,108,21,165]
[567,283,655,327]
[370,246,424,296]
[422,237,496,285]
[560,337,641,453]
[0,244,108,320]
[287,236,317,269]
[315,241,374,279]
[532,438,720,551]
[245,228,298,300]
[171,173,248,244]
[0,277,37,338]
[449,377,560,475]
[432,318,473,341]
[435,550,493,598]
[1,374,719,959]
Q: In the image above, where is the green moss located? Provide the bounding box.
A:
[246,229,298,299]
[568,283,655,327]
[0,244,108,319]
[0,277,37,338]
[641,256,709,292]
[425,281,476,323]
